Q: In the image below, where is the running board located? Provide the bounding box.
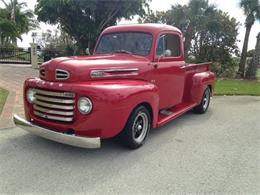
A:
[157,102,197,127]
[160,109,174,116]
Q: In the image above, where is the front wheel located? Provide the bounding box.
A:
[193,87,211,114]
[119,106,151,149]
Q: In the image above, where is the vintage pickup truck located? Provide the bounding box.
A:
[14,24,215,149]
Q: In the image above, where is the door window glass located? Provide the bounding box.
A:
[156,34,181,57]
[156,35,165,56]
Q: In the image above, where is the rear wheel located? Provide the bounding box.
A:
[193,87,211,114]
[119,106,151,149]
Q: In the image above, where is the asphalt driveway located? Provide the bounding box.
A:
[0,96,260,194]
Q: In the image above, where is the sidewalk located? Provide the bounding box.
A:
[0,65,38,129]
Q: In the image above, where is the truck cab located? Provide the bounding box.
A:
[14,24,215,149]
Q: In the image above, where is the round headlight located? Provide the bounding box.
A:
[78,97,92,114]
[26,88,36,103]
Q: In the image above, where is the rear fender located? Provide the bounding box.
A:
[190,71,215,104]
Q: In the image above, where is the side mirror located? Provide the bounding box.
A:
[164,49,172,57]
[85,48,90,55]
[187,55,196,62]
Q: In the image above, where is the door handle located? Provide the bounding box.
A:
[153,64,158,69]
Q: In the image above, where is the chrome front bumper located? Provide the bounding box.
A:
[13,114,101,148]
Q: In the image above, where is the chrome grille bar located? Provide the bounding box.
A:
[35,94,74,104]
[33,105,74,116]
[56,69,70,80]
[34,100,74,110]
[39,68,45,78]
[34,89,75,98]
[33,89,75,122]
[34,111,73,122]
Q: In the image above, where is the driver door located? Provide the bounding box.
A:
[153,33,186,109]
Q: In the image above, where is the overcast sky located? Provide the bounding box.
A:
[1,0,260,51]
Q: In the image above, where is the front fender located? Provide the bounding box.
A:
[79,80,159,137]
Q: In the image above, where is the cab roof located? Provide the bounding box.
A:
[102,23,182,35]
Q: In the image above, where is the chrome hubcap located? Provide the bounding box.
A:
[132,112,149,143]
[203,89,210,110]
[137,125,142,131]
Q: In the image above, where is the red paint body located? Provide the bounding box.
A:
[23,24,215,139]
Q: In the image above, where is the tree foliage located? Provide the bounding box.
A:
[191,10,239,64]
[0,0,37,46]
[237,0,260,77]
[35,0,150,50]
[36,28,81,61]
[140,0,239,68]
[0,8,19,44]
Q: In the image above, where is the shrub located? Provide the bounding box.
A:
[211,57,239,78]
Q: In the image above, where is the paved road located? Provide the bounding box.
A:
[0,96,260,194]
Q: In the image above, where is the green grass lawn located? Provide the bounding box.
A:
[215,79,260,96]
[0,88,9,114]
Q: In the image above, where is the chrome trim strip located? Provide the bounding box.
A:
[34,100,74,110]
[34,111,73,122]
[101,72,139,78]
[35,89,75,98]
[35,94,74,104]
[104,68,139,73]
[91,68,139,78]
[55,69,70,80]
[13,114,101,148]
[33,105,74,116]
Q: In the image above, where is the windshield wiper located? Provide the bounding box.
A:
[114,50,132,55]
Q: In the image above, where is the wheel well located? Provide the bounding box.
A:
[134,102,153,125]
[208,85,212,94]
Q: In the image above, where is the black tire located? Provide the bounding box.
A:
[193,87,211,114]
[119,106,151,149]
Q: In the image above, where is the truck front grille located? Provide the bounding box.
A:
[33,89,75,122]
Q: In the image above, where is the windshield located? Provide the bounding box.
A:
[95,32,153,56]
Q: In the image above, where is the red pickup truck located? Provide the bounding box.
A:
[14,24,215,149]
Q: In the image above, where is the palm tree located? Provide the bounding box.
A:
[237,0,260,78]
[245,32,260,79]
[1,0,17,23]
[0,8,20,45]
[0,0,37,45]
[163,0,216,58]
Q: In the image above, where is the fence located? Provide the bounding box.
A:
[0,47,31,64]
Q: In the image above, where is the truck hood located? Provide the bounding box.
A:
[40,54,151,82]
